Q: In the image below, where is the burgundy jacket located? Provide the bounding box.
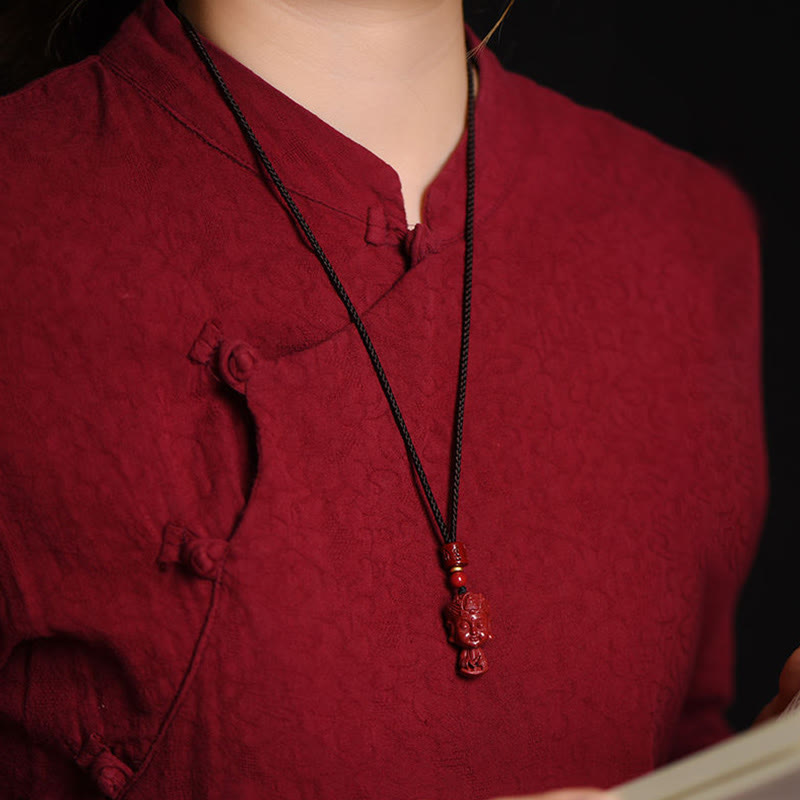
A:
[0,0,767,798]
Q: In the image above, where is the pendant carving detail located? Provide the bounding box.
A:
[443,590,493,677]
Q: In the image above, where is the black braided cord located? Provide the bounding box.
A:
[172,4,476,546]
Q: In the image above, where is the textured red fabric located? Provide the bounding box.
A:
[0,0,768,797]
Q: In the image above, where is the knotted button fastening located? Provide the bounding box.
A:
[180,536,229,580]
[75,733,134,799]
[218,339,259,393]
[157,522,229,580]
[188,320,260,394]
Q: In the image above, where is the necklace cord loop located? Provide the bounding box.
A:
[171,1,476,548]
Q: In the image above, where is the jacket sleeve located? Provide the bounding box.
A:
[667,169,768,761]
[667,552,755,759]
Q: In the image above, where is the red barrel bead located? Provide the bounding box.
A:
[441,541,469,571]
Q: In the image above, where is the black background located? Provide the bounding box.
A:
[464,0,798,731]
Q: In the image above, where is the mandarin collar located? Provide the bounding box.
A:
[100,0,518,248]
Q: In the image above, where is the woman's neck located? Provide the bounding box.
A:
[175,0,475,227]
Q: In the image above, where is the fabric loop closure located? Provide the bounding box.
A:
[157,522,229,580]
[187,320,259,393]
[187,318,224,366]
[75,733,134,799]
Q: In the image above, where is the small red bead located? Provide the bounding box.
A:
[448,571,467,588]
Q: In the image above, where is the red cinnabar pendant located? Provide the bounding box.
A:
[441,542,493,677]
